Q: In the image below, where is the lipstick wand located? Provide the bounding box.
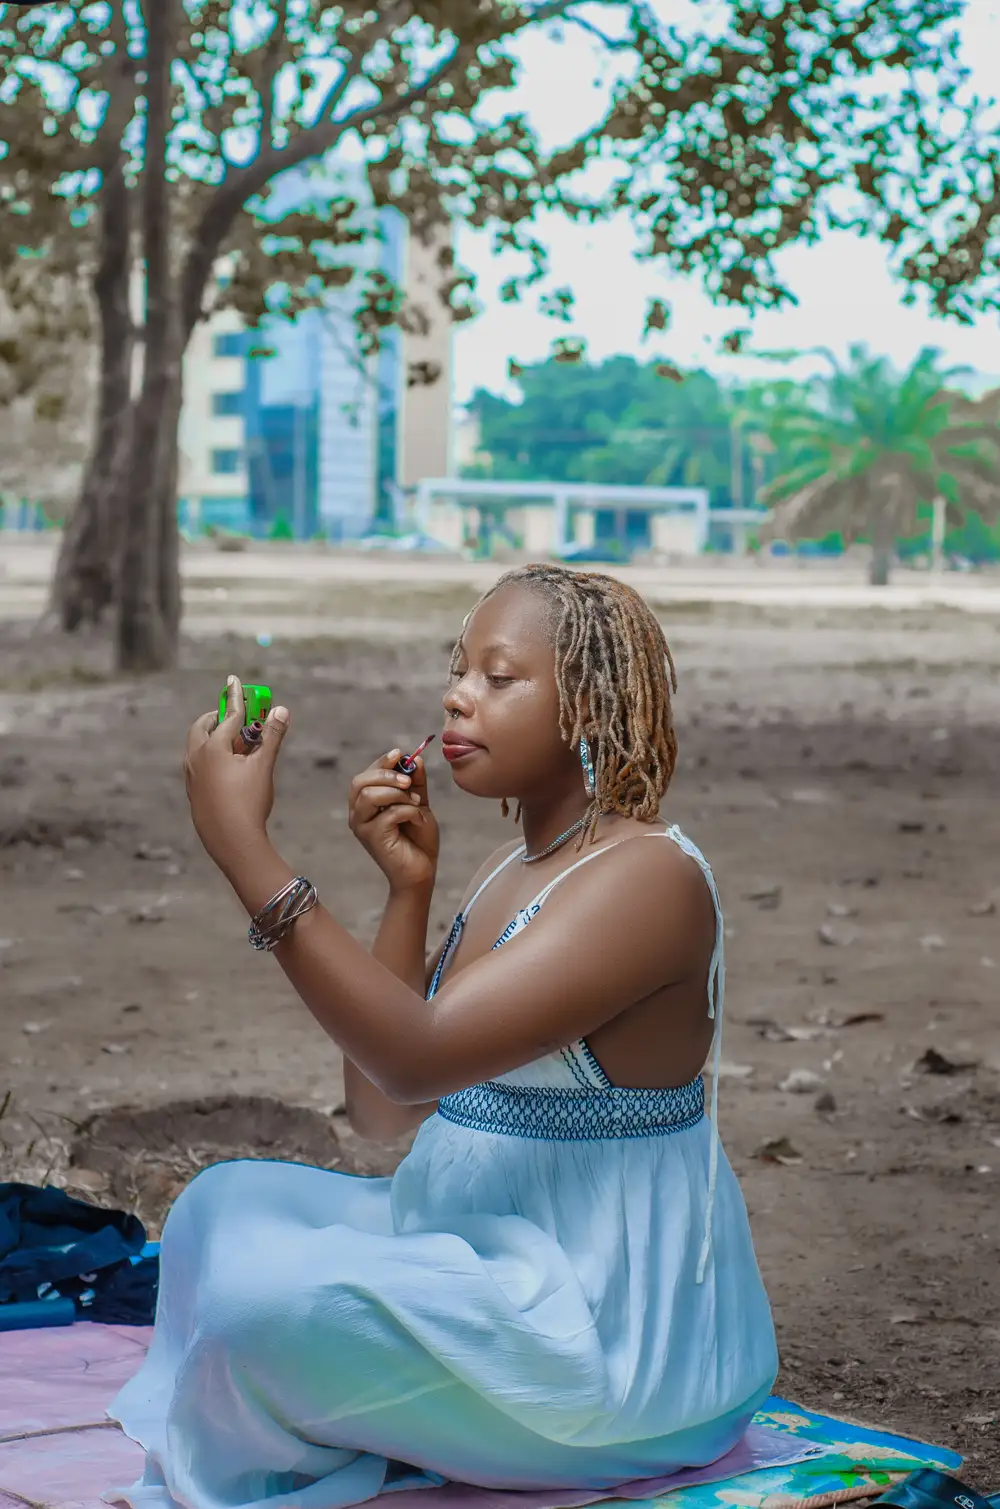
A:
[394,735,436,775]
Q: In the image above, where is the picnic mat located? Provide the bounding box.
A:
[0,1322,964,1509]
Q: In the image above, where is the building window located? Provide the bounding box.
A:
[213,332,243,358]
[212,390,243,417]
[211,448,242,475]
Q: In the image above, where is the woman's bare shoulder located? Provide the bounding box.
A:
[415,831,715,1099]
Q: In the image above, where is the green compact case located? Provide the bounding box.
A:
[219,683,272,725]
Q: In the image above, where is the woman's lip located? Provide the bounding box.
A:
[442,740,482,761]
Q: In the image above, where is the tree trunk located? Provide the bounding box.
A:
[868,496,896,586]
[156,381,183,638]
[48,164,134,631]
[116,372,181,671]
[115,0,181,674]
[868,545,891,587]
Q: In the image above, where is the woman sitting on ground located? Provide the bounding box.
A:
[108,563,778,1509]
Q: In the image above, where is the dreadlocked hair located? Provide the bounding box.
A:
[450,563,679,850]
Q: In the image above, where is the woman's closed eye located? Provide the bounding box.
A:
[449,668,514,688]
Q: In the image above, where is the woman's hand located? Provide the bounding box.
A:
[184,676,290,876]
[348,749,439,894]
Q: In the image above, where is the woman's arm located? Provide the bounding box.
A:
[342,886,440,1142]
[342,840,523,1138]
[220,833,713,1104]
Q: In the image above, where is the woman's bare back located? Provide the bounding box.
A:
[440,817,717,1090]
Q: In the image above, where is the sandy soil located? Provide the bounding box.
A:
[1,539,998,1492]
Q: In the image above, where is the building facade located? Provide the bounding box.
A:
[178,313,252,535]
[177,168,453,540]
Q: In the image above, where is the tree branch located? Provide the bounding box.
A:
[562,10,634,50]
[309,0,413,129]
[524,0,635,28]
[181,36,458,334]
[259,0,292,154]
[94,1,138,166]
[179,0,636,335]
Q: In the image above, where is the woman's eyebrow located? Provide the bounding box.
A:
[454,639,518,659]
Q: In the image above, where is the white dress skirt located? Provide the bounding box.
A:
[106,827,779,1509]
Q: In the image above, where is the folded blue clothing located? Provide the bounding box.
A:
[0,1183,158,1328]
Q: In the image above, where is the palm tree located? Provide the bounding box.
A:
[753,346,1000,584]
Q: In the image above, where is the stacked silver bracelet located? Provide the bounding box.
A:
[248,877,318,952]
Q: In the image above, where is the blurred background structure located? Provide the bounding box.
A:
[4,0,1000,618]
[175,165,454,544]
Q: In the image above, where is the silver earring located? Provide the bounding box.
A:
[579,736,595,798]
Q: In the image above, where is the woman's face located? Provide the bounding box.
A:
[441,584,582,806]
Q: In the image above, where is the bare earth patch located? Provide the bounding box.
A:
[0,546,998,1490]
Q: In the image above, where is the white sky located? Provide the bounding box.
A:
[451,0,1000,403]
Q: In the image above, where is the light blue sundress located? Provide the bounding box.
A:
[106,826,778,1509]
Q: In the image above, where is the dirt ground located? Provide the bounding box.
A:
[1,540,998,1492]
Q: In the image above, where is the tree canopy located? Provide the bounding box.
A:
[3,0,1000,666]
[3,0,1000,371]
[756,345,1000,579]
[465,357,750,505]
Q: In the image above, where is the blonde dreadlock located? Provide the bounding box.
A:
[450,564,679,850]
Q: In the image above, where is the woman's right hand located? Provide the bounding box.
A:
[348,750,440,893]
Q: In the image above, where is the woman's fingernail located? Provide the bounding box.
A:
[272,707,290,725]
[228,674,238,687]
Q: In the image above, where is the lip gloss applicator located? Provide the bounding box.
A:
[394,735,436,775]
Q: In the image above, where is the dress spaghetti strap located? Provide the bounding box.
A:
[461,843,525,919]
[426,844,526,1001]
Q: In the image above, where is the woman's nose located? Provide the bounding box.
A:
[443,679,472,718]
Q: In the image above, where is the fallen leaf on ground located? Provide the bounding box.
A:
[754,1020,796,1041]
[64,1168,107,1193]
[780,1069,824,1094]
[134,843,176,861]
[916,1047,979,1075]
[743,885,782,910]
[753,1136,803,1165]
[905,1103,963,1124]
[746,1019,830,1043]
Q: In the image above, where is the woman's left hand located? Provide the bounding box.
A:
[184,676,290,875]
